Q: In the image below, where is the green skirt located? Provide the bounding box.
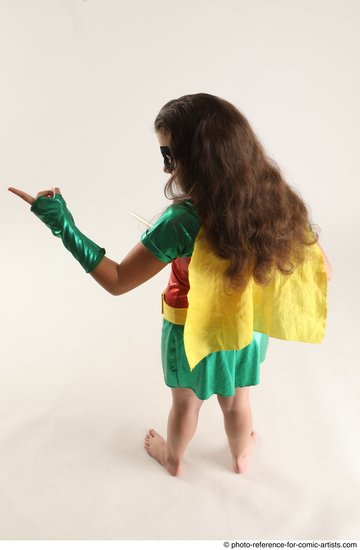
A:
[161,319,269,400]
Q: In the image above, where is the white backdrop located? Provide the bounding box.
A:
[0,0,359,541]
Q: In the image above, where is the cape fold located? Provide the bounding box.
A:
[184,226,328,371]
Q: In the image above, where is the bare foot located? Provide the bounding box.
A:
[232,431,256,474]
[144,429,182,476]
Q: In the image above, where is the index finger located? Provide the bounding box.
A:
[8,187,35,205]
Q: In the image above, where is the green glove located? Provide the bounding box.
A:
[30,193,106,273]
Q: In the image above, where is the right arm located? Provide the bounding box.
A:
[317,241,333,281]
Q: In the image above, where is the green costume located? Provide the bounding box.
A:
[29,193,326,402]
[31,194,105,273]
[141,200,269,400]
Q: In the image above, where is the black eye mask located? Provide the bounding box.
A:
[160,146,175,172]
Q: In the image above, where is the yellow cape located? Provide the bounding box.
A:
[177,226,328,371]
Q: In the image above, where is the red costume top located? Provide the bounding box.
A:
[164,257,191,308]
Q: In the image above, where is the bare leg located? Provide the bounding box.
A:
[217,386,255,473]
[144,387,203,476]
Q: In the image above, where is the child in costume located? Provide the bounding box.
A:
[8,93,331,477]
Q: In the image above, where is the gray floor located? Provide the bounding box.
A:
[0,265,359,540]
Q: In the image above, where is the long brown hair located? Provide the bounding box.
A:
[154,93,319,289]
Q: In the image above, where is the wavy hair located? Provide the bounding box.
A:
[154,93,319,289]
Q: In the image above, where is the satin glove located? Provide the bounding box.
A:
[30,193,106,273]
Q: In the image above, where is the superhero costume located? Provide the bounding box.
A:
[141,200,327,399]
[29,194,327,401]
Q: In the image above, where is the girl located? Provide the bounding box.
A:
[8,93,331,478]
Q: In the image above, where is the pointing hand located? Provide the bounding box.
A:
[8,186,62,205]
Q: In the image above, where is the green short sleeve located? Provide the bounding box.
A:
[140,201,202,263]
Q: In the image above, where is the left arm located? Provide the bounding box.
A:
[90,242,168,295]
[8,186,168,292]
